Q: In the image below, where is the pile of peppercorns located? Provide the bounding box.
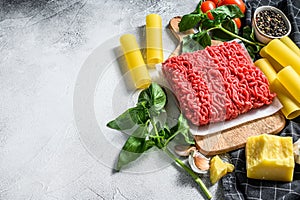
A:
[255,9,288,37]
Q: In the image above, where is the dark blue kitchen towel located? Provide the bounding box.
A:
[222,1,300,199]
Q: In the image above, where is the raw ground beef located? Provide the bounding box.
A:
[162,41,276,126]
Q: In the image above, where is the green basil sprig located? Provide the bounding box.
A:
[107,83,212,199]
[179,1,265,58]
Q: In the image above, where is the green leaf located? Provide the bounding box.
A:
[176,114,195,144]
[107,105,149,131]
[222,19,238,34]
[211,20,238,41]
[160,124,172,139]
[192,31,211,48]
[182,34,204,53]
[200,18,217,30]
[242,26,262,59]
[242,25,256,42]
[138,83,166,116]
[182,31,211,53]
[164,114,194,145]
[182,130,195,145]
[116,124,154,170]
[171,114,193,143]
[211,5,244,22]
[179,13,204,32]
[245,44,261,60]
[191,0,203,14]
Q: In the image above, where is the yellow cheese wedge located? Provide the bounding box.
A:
[246,134,295,182]
[210,155,234,184]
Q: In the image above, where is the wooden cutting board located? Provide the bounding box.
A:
[168,16,286,156]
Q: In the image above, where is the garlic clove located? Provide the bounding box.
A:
[174,145,196,157]
[188,150,210,174]
[194,154,210,171]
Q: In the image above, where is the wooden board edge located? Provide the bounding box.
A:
[194,111,286,156]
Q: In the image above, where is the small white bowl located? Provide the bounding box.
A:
[252,6,291,44]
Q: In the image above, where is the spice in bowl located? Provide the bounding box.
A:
[256,9,288,37]
[252,6,291,44]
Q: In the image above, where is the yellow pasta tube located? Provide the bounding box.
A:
[259,47,283,72]
[280,36,300,57]
[120,34,151,89]
[262,39,300,74]
[146,14,163,67]
[254,58,277,84]
[277,66,300,103]
[270,79,300,119]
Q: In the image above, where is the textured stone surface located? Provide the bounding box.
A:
[0,0,224,199]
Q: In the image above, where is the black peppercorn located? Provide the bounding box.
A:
[256,9,288,37]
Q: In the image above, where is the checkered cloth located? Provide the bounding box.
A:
[222,0,300,199]
[244,0,300,47]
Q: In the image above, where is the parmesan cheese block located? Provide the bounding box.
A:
[210,155,234,184]
[246,134,294,182]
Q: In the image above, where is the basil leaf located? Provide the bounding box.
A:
[222,19,238,34]
[160,124,172,139]
[179,13,204,32]
[200,18,217,29]
[242,25,256,42]
[245,44,261,60]
[178,114,194,145]
[192,31,211,49]
[211,20,238,41]
[211,5,244,22]
[138,83,166,116]
[116,124,154,171]
[171,114,193,143]
[182,34,204,53]
[107,105,149,131]
[193,0,203,14]
[165,114,194,145]
[182,130,195,145]
[242,26,262,59]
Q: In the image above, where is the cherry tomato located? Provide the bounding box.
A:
[233,18,241,29]
[201,1,216,20]
[219,0,246,14]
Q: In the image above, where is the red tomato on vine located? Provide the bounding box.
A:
[218,0,246,14]
[233,18,241,29]
[201,1,216,20]
[210,0,221,6]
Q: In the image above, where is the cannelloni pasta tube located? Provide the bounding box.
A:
[262,39,300,74]
[259,47,283,72]
[280,36,300,57]
[146,14,163,67]
[277,66,300,103]
[254,58,277,83]
[120,34,151,89]
[270,79,300,119]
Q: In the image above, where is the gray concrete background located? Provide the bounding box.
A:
[0,0,224,199]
